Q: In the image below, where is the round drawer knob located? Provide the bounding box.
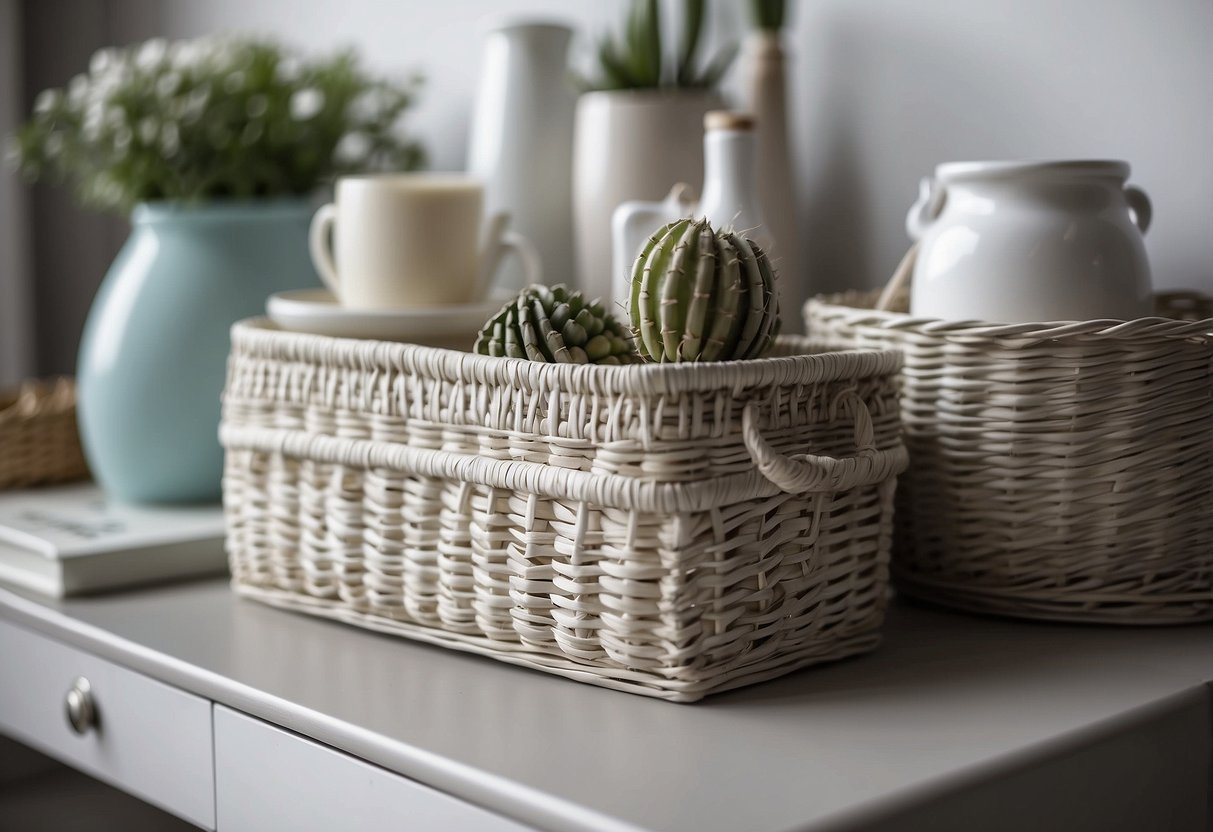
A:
[64,677,96,735]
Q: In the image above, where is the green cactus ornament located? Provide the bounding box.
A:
[474,284,639,365]
[629,218,780,362]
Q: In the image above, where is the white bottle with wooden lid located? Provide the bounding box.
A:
[610,111,774,308]
[698,111,772,251]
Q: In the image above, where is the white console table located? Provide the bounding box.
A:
[0,574,1209,831]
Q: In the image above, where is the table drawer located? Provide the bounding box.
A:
[214,706,530,831]
[0,619,214,829]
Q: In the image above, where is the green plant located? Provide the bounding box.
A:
[751,0,787,31]
[629,218,780,362]
[474,285,640,365]
[587,0,737,91]
[7,36,425,212]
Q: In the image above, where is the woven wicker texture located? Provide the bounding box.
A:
[0,378,90,490]
[220,320,907,701]
[806,277,1213,625]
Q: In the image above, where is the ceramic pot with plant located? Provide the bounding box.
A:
[10,36,425,503]
[744,0,802,331]
[573,0,736,303]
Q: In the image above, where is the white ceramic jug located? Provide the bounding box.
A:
[467,20,576,292]
[611,184,697,308]
[906,160,1154,323]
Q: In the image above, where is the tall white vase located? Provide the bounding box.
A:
[468,21,576,291]
[745,31,802,331]
[573,90,721,303]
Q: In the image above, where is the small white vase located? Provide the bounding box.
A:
[744,30,802,330]
[610,113,770,308]
[907,160,1154,323]
[467,21,576,291]
[573,90,721,303]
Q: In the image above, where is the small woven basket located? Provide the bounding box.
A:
[806,249,1213,624]
[0,378,91,490]
[220,320,907,701]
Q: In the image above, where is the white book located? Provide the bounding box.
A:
[0,484,228,597]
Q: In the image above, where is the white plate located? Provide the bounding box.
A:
[266,288,508,347]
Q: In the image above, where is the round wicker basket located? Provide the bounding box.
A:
[806,250,1213,624]
[0,378,91,490]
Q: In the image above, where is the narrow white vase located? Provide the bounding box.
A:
[699,111,770,248]
[744,30,802,331]
[610,112,770,308]
[468,20,576,291]
[573,90,721,303]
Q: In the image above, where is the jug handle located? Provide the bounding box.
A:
[905,176,945,241]
[1125,186,1152,234]
[611,183,698,306]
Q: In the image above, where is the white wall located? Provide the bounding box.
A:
[104,0,1213,296]
[20,0,128,376]
[13,0,1213,372]
[787,0,1213,294]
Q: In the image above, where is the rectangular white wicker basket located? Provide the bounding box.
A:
[219,320,907,701]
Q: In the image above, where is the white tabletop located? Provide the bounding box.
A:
[0,575,1209,832]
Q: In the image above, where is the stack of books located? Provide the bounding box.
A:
[0,484,227,597]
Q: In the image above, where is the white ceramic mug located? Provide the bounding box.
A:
[309,174,542,309]
[906,160,1153,323]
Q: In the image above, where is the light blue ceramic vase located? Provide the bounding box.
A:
[77,199,319,504]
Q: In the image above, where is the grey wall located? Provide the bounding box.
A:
[11,0,1213,372]
[0,0,34,386]
[20,1,127,377]
[789,0,1213,295]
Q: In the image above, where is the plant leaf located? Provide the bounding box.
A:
[728,232,766,358]
[680,221,716,360]
[644,0,663,87]
[701,234,743,361]
[630,223,667,357]
[626,0,661,88]
[751,0,786,31]
[660,216,699,361]
[742,240,779,358]
[677,0,704,86]
[598,36,635,89]
[694,40,738,88]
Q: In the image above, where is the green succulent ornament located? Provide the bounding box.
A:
[629,218,780,362]
[474,284,639,365]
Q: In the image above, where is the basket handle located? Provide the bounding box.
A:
[742,393,907,494]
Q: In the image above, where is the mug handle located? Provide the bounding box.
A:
[477,212,543,297]
[1125,186,1152,234]
[308,203,341,296]
[497,230,543,289]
